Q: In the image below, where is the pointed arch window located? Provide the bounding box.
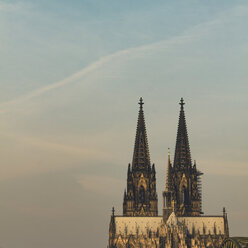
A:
[181,186,187,204]
[138,185,145,203]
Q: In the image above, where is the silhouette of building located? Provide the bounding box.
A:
[123,97,158,217]
[108,98,229,248]
[163,98,202,219]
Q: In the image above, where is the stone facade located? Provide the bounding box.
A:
[108,98,229,248]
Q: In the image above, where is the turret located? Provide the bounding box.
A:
[223,207,229,238]
[109,207,116,248]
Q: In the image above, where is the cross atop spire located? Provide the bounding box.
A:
[174,98,192,170]
[180,97,185,109]
[132,98,151,171]
[139,97,144,109]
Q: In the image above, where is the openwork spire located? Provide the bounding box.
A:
[174,98,192,170]
[132,97,151,170]
[166,148,173,192]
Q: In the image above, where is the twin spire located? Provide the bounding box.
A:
[124,97,195,217]
[174,98,192,170]
[163,98,202,216]
[132,97,151,171]
[132,97,191,171]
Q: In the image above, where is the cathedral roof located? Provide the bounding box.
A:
[165,210,226,236]
[114,216,163,235]
[176,215,225,235]
[114,214,226,237]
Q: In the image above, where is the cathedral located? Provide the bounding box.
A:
[108,98,229,248]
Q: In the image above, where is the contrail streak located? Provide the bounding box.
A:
[0,49,131,112]
[0,23,210,114]
[0,5,236,115]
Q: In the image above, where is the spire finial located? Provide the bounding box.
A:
[166,148,173,192]
[174,97,191,170]
[132,96,151,170]
[139,97,144,109]
[112,206,115,216]
[179,97,185,109]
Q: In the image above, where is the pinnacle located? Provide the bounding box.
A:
[166,151,173,192]
[174,98,192,170]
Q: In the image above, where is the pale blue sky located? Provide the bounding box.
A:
[0,1,248,247]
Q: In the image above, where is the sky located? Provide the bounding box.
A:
[0,0,248,247]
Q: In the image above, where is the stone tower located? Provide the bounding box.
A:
[123,97,158,216]
[109,98,229,248]
[163,98,203,218]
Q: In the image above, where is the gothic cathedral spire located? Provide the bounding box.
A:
[132,97,151,171]
[123,98,158,217]
[109,98,228,248]
[163,98,202,218]
[174,98,192,170]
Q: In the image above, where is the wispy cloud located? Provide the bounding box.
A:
[0,131,117,180]
[0,37,191,113]
[0,10,225,113]
[0,3,246,181]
